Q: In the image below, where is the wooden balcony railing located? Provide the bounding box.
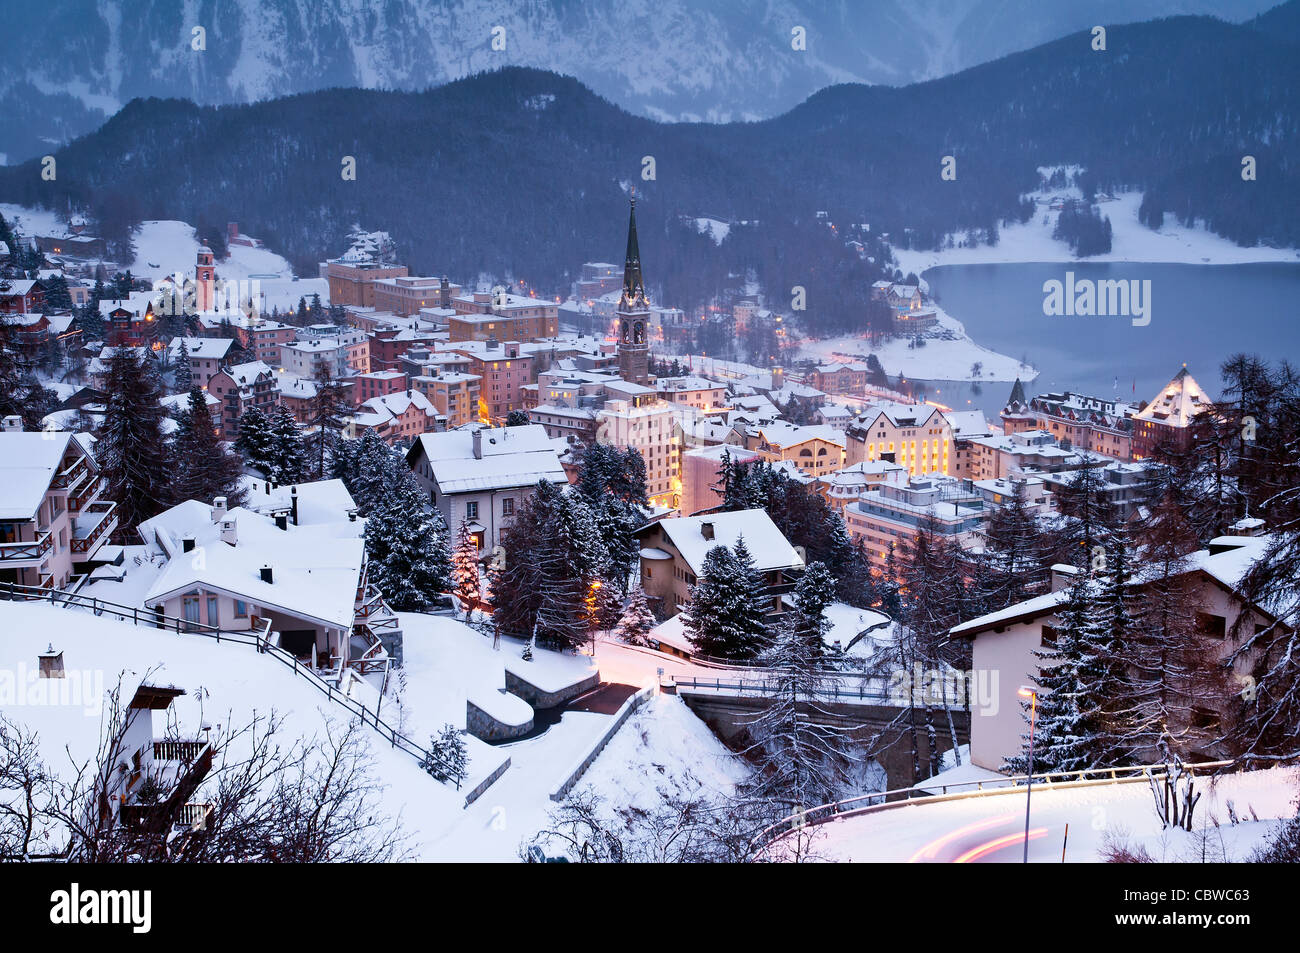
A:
[71,501,116,555]
[0,531,51,564]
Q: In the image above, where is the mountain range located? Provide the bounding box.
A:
[0,0,1284,164]
[1,6,1296,334]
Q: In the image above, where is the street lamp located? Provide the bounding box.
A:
[1018,685,1038,863]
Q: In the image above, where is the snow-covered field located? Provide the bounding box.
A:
[797,301,1037,383]
[891,190,1300,275]
[129,220,330,314]
[0,600,753,861]
[802,765,1299,863]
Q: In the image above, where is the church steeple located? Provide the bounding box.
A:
[615,195,650,386]
[620,196,647,309]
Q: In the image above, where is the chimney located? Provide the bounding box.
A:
[486,334,499,351]
[220,518,238,547]
[439,276,450,309]
[1,415,22,433]
[181,537,196,553]
[1050,563,1078,592]
[472,428,483,460]
[259,565,274,584]
[212,496,228,522]
[274,513,288,531]
[290,485,299,526]
[38,644,64,679]
[700,521,715,540]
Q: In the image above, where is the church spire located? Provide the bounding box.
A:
[620,196,646,308]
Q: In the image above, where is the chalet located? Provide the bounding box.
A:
[208,361,279,438]
[0,278,46,315]
[137,488,402,680]
[635,509,804,618]
[349,389,439,446]
[167,336,234,390]
[406,424,567,552]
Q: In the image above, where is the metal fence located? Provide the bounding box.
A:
[1,581,460,787]
[750,758,1240,855]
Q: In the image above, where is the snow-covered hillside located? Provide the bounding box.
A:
[892,189,1300,273]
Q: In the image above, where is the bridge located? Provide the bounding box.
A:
[666,672,971,790]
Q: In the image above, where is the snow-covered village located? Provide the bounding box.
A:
[0,1,1299,925]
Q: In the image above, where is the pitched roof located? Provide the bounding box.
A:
[654,508,804,577]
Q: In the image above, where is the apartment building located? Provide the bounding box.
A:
[448,291,559,342]
[844,475,985,571]
[208,361,280,438]
[0,420,116,590]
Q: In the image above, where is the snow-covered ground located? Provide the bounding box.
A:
[891,190,1300,275]
[803,765,1299,863]
[0,599,751,861]
[0,203,65,240]
[797,301,1037,383]
[129,220,330,314]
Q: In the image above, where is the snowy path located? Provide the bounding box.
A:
[806,766,1298,863]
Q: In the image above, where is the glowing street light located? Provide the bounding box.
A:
[1018,685,1038,863]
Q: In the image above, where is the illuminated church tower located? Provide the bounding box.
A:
[616,197,651,386]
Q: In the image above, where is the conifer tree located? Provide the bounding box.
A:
[233,404,277,478]
[170,388,247,509]
[790,561,836,655]
[617,587,657,646]
[98,348,170,538]
[450,519,482,613]
[269,405,308,484]
[173,339,193,394]
[683,540,768,660]
[364,471,451,612]
[1008,565,1111,774]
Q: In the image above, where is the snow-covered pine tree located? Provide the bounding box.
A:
[1054,460,1116,554]
[741,617,856,815]
[683,542,768,660]
[233,404,277,478]
[450,519,482,615]
[978,478,1051,610]
[269,405,308,485]
[348,429,401,516]
[617,586,657,646]
[98,348,170,538]
[173,339,192,394]
[1122,495,1223,760]
[790,560,836,655]
[170,389,247,508]
[364,470,451,612]
[423,724,470,789]
[1007,564,1110,774]
[307,365,349,479]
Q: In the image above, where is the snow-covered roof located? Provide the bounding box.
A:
[1135,366,1209,427]
[655,508,804,577]
[241,478,358,526]
[410,425,566,494]
[167,336,233,360]
[0,431,75,519]
[139,502,365,630]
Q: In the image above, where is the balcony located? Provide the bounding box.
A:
[0,530,52,566]
[71,501,116,558]
[67,474,105,513]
